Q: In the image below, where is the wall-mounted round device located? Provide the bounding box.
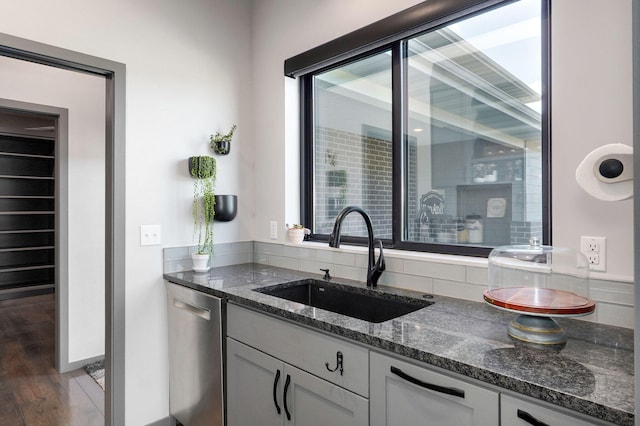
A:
[575,143,633,201]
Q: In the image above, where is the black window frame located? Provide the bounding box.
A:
[291,0,551,257]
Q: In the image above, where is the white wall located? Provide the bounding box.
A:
[0,57,106,363]
[252,0,425,238]
[551,0,633,281]
[1,0,253,424]
[252,0,634,282]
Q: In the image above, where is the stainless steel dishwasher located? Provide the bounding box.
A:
[166,282,224,426]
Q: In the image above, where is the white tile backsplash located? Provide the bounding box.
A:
[164,241,634,329]
[162,246,190,261]
[315,249,357,266]
[433,278,486,302]
[380,271,434,293]
[589,279,634,306]
[385,257,405,274]
[267,254,299,270]
[298,259,330,275]
[465,266,489,286]
[212,252,253,267]
[282,245,316,260]
[255,241,284,256]
[580,302,635,329]
[163,241,254,273]
[332,263,366,282]
[404,259,466,282]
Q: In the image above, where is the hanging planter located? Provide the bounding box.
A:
[188,155,216,271]
[213,140,231,155]
[188,155,216,179]
[213,194,237,222]
[209,124,236,156]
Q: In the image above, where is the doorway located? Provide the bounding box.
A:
[0,103,69,372]
[0,32,126,425]
[0,108,58,300]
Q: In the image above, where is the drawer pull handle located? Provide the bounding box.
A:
[325,351,344,376]
[173,299,210,320]
[390,366,465,398]
[517,409,550,426]
[283,374,292,421]
[273,369,281,415]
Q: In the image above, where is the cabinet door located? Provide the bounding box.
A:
[227,338,284,426]
[501,394,608,426]
[284,363,368,426]
[227,304,369,397]
[370,351,499,426]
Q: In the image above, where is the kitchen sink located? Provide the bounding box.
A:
[254,279,433,323]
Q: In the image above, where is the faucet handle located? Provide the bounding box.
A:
[368,241,386,288]
[375,240,386,272]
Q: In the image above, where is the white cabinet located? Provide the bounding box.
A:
[284,363,368,426]
[226,304,369,426]
[370,351,499,426]
[226,304,612,426]
[501,394,612,426]
[227,303,369,396]
[227,338,282,426]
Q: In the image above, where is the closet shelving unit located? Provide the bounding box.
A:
[0,133,55,300]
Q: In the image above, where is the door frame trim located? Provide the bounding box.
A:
[0,32,126,425]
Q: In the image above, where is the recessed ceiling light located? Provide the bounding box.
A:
[413,128,423,132]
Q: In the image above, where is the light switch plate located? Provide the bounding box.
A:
[140,225,161,246]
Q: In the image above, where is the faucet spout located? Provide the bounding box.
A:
[328,206,386,288]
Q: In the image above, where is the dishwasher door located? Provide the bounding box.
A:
[166,282,224,426]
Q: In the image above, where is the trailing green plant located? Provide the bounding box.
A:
[209,124,237,154]
[209,124,237,144]
[190,155,216,255]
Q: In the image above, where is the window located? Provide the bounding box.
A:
[312,51,393,240]
[295,0,549,256]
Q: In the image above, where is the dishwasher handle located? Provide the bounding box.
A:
[173,298,211,320]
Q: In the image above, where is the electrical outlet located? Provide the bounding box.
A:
[580,236,606,272]
[270,221,278,240]
[586,253,599,265]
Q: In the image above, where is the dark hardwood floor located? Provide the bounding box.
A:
[0,294,104,425]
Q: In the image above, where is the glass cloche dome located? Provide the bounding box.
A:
[485,237,595,348]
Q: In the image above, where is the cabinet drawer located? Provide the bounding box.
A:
[370,351,499,426]
[501,394,614,426]
[227,303,369,397]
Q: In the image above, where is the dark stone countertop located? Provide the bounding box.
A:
[164,263,634,425]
